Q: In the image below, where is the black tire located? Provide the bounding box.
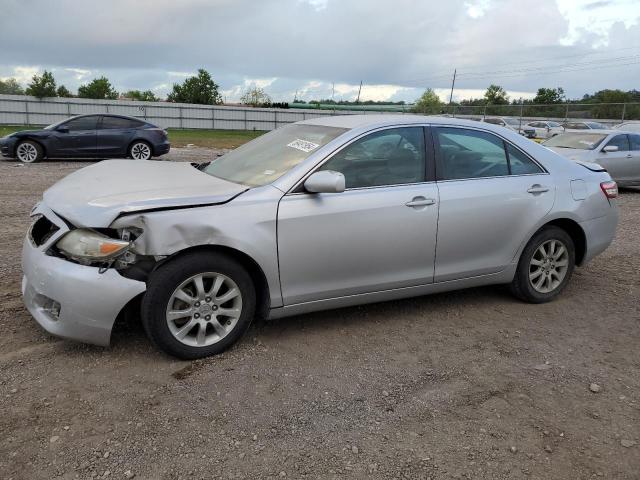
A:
[141,252,256,359]
[15,140,44,163]
[128,140,153,160]
[510,226,575,303]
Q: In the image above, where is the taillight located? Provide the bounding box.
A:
[600,181,618,199]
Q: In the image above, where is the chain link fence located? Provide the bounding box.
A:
[1,94,638,131]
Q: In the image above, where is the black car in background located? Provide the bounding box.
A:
[0,114,170,163]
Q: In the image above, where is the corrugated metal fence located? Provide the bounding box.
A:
[0,94,408,131]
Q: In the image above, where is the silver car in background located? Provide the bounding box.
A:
[481,117,536,138]
[526,120,565,139]
[544,130,640,186]
[22,115,619,359]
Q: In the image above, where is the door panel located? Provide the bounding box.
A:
[53,116,98,157]
[595,134,633,183]
[432,126,555,282]
[435,176,555,281]
[277,184,440,305]
[96,116,140,156]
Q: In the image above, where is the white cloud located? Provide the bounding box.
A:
[65,68,92,81]
[557,0,640,46]
[464,0,492,18]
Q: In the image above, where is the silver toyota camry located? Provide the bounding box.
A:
[22,115,619,359]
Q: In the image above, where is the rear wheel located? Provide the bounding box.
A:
[16,140,43,163]
[129,141,152,160]
[510,226,575,303]
[141,252,256,359]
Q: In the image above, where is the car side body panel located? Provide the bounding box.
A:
[111,186,284,309]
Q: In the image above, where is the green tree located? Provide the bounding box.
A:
[484,84,509,105]
[412,88,443,113]
[533,87,565,104]
[167,69,222,105]
[26,70,57,98]
[240,86,271,107]
[56,85,73,97]
[0,78,24,95]
[124,89,159,102]
[78,76,118,99]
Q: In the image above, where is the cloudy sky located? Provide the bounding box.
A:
[0,0,638,103]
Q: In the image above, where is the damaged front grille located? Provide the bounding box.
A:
[29,215,60,247]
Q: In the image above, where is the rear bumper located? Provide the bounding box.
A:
[153,141,170,156]
[21,205,146,346]
[580,208,619,265]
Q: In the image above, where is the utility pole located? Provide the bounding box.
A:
[448,69,457,106]
[331,82,335,102]
[356,80,363,103]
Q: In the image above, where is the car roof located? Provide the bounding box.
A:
[70,113,146,122]
[301,114,489,130]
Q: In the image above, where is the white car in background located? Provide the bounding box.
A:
[544,130,640,186]
[614,122,640,133]
[481,117,536,138]
[563,121,608,131]
[525,121,564,139]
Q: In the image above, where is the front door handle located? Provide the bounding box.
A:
[405,197,436,207]
[627,154,633,158]
[527,185,549,194]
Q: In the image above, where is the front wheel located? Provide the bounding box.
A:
[141,252,256,359]
[510,226,575,303]
[129,141,152,160]
[16,140,43,163]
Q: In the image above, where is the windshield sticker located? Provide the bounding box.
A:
[578,140,595,146]
[287,139,320,153]
[263,169,276,175]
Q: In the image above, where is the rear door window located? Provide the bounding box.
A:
[629,134,640,151]
[435,128,509,180]
[435,127,543,180]
[101,116,143,129]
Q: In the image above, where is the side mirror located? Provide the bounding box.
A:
[56,126,69,133]
[603,145,619,153]
[304,170,345,194]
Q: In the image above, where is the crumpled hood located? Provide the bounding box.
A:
[43,160,248,227]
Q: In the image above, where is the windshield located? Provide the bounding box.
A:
[544,133,607,150]
[203,124,347,187]
[548,121,562,127]
[503,118,521,126]
[586,122,606,129]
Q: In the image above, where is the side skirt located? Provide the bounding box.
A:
[268,265,517,320]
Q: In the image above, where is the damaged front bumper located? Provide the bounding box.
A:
[21,204,146,346]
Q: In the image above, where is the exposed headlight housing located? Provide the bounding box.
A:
[56,229,130,263]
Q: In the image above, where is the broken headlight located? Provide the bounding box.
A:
[56,229,130,263]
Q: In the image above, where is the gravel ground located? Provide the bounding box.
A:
[0,149,639,480]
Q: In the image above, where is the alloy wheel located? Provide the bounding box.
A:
[131,142,151,160]
[16,143,38,163]
[528,239,569,293]
[165,272,243,348]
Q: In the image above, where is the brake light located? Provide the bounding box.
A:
[600,181,618,199]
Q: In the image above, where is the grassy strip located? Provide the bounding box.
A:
[167,129,263,149]
[0,125,264,150]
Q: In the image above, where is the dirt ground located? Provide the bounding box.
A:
[0,148,639,480]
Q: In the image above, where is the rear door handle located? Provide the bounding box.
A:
[527,185,549,194]
[405,197,436,207]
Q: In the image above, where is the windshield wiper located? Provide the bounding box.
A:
[192,161,211,171]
